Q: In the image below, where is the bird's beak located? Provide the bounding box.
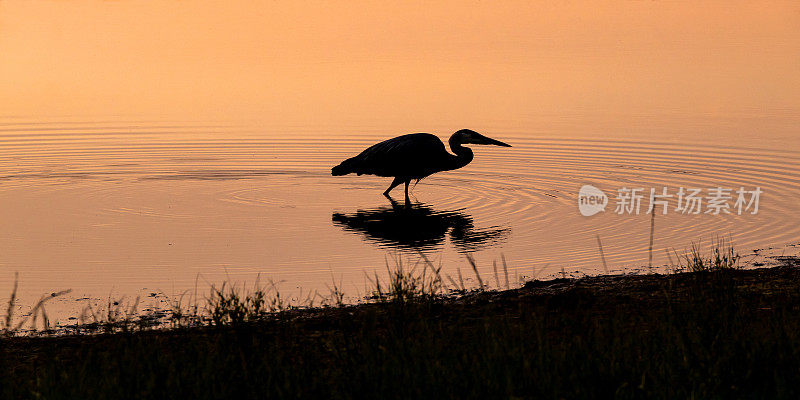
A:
[476,134,512,147]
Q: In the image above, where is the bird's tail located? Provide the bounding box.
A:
[331,159,355,176]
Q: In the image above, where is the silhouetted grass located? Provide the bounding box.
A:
[1,274,72,336]
[675,236,740,272]
[2,253,800,399]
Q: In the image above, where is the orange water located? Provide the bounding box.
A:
[1,1,798,323]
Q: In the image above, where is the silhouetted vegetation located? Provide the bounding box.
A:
[2,251,800,399]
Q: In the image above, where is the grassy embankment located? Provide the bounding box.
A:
[2,242,800,399]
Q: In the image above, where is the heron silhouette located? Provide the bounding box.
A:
[331,129,511,201]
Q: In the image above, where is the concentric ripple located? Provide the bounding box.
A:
[1,118,798,319]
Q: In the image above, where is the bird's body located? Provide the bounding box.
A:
[332,129,511,201]
[332,133,465,180]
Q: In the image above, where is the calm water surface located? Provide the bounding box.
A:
[1,115,799,320]
[1,1,799,322]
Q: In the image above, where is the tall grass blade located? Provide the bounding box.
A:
[4,272,18,332]
[648,211,656,272]
[502,255,509,290]
[466,254,484,290]
[596,235,609,274]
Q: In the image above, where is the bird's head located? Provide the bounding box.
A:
[453,129,512,147]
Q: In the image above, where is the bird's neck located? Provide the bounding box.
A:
[447,138,474,171]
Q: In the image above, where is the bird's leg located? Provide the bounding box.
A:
[383,177,404,197]
[385,194,401,209]
[404,180,410,205]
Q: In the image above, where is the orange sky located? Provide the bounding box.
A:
[1,1,798,125]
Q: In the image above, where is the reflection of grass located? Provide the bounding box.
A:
[3,252,800,398]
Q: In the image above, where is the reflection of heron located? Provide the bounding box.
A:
[331,196,508,253]
[331,129,511,201]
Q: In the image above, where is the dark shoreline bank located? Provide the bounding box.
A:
[3,260,800,399]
